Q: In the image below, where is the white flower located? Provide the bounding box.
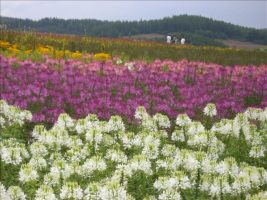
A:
[98,181,129,200]
[209,182,220,198]
[244,107,263,121]
[134,106,149,120]
[106,115,125,132]
[66,135,83,148]
[176,114,191,127]
[116,59,123,65]
[182,155,199,171]
[7,186,26,200]
[83,182,100,200]
[249,146,265,158]
[232,113,249,138]
[154,172,191,191]
[154,177,178,191]
[142,136,160,159]
[0,100,32,127]
[121,132,135,149]
[105,149,127,164]
[128,155,152,176]
[125,62,134,71]
[19,164,39,183]
[56,113,75,130]
[211,119,232,135]
[75,119,86,135]
[188,122,205,135]
[35,126,70,149]
[153,113,171,129]
[32,125,47,140]
[187,132,208,148]
[60,182,83,200]
[215,161,229,175]
[0,183,11,200]
[232,174,251,195]
[203,103,217,117]
[35,185,57,200]
[43,172,60,187]
[158,189,181,200]
[161,144,178,157]
[223,157,239,177]
[0,139,29,165]
[82,156,107,177]
[29,156,47,170]
[85,126,103,144]
[171,129,185,142]
[0,116,5,128]
[30,142,48,157]
[65,146,88,162]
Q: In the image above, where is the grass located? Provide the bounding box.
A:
[1,30,267,66]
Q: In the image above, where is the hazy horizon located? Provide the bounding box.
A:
[1,1,266,29]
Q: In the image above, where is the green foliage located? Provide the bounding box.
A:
[2,15,267,45]
[244,93,263,107]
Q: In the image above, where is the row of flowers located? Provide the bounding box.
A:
[0,100,266,199]
[1,31,267,66]
[0,40,110,62]
[1,54,267,123]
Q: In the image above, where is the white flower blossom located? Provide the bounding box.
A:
[176,114,192,127]
[60,182,83,200]
[203,103,217,117]
[19,164,39,183]
[7,186,26,200]
[35,185,57,200]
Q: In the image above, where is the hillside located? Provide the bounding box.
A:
[1,15,267,45]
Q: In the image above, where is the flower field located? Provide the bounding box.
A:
[0,100,267,200]
[1,54,267,123]
[0,31,267,200]
[1,31,267,65]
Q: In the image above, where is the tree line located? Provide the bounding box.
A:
[1,15,267,45]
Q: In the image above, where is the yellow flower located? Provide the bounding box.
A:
[37,46,50,55]
[55,50,65,59]
[93,53,111,62]
[71,51,82,59]
[7,47,20,54]
[24,50,32,55]
[0,41,11,49]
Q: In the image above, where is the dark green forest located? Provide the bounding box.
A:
[1,15,267,45]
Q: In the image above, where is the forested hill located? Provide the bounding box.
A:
[1,15,267,45]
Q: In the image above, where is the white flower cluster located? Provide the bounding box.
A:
[0,100,32,128]
[212,107,267,159]
[0,184,27,200]
[60,182,83,199]
[0,101,267,200]
[81,156,107,177]
[0,139,29,165]
[0,183,11,200]
[176,114,192,127]
[19,164,39,183]
[153,113,171,129]
[35,185,57,200]
[203,103,217,117]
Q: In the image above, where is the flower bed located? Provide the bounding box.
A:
[1,55,267,123]
[0,100,266,199]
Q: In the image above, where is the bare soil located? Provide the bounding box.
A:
[220,39,267,49]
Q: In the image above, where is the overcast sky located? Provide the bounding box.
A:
[1,1,266,29]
